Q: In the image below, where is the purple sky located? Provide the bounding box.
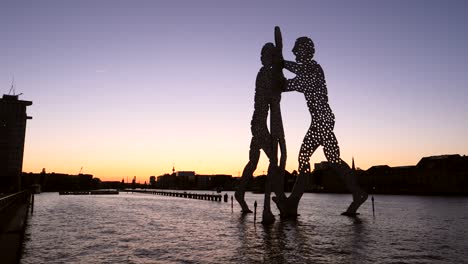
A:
[1,0,467,180]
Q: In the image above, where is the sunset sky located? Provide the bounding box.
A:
[1,0,467,181]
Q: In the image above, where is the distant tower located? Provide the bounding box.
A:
[352,157,355,171]
[0,94,32,192]
[172,164,175,174]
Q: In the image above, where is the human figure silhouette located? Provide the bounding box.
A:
[235,40,285,220]
[283,37,367,215]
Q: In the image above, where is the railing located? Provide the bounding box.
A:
[0,190,33,264]
[0,191,30,213]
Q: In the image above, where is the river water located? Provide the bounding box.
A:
[21,192,468,263]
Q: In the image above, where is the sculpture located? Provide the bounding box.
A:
[234,27,286,224]
[273,33,368,217]
[236,27,367,223]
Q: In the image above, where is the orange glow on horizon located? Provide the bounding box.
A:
[22,146,444,182]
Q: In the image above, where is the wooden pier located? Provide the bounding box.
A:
[128,190,223,202]
[59,190,119,195]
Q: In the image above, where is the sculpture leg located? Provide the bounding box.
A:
[261,164,276,225]
[323,133,368,215]
[298,129,321,175]
[235,138,260,213]
[274,129,320,218]
[290,133,320,214]
[271,137,287,200]
[262,138,278,225]
[336,161,368,216]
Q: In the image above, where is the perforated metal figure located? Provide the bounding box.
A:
[235,41,285,222]
[283,37,367,215]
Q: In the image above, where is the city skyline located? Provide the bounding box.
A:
[1,0,467,181]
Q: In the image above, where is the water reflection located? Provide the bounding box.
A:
[234,214,257,263]
[234,215,373,264]
[235,215,307,263]
[264,220,310,263]
[341,216,371,263]
[262,223,287,263]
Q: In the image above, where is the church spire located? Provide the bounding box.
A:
[352,157,355,171]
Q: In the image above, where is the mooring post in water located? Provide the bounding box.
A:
[231,195,233,212]
[31,193,34,214]
[254,200,257,223]
[371,196,375,217]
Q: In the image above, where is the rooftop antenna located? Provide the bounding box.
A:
[7,76,22,97]
[8,76,15,95]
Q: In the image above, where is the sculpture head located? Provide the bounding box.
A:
[292,37,315,63]
[261,42,276,67]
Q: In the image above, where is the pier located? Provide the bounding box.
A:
[59,190,119,195]
[128,190,223,202]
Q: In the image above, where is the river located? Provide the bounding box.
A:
[21,192,468,263]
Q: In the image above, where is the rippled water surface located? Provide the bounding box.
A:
[22,192,468,263]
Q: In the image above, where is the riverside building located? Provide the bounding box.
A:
[0,94,32,193]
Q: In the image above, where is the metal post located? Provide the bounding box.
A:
[371,196,375,217]
[31,193,34,214]
[231,195,233,212]
[254,200,257,223]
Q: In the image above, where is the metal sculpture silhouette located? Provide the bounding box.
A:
[236,27,367,223]
[276,35,368,217]
[235,27,286,224]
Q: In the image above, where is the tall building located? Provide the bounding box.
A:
[0,94,32,192]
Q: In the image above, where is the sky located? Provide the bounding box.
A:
[1,0,467,181]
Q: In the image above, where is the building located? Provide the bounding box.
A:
[196,174,233,190]
[309,154,468,195]
[414,154,468,194]
[363,155,468,194]
[0,94,32,193]
[175,171,196,189]
[156,173,177,189]
[155,170,234,190]
[149,176,156,187]
[22,171,96,192]
[176,171,195,177]
[307,161,348,193]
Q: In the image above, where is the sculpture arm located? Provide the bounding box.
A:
[284,60,300,74]
[274,26,283,51]
[272,27,286,93]
[283,61,306,93]
[284,77,304,93]
[274,26,285,72]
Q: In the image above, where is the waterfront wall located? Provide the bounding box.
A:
[0,191,33,264]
